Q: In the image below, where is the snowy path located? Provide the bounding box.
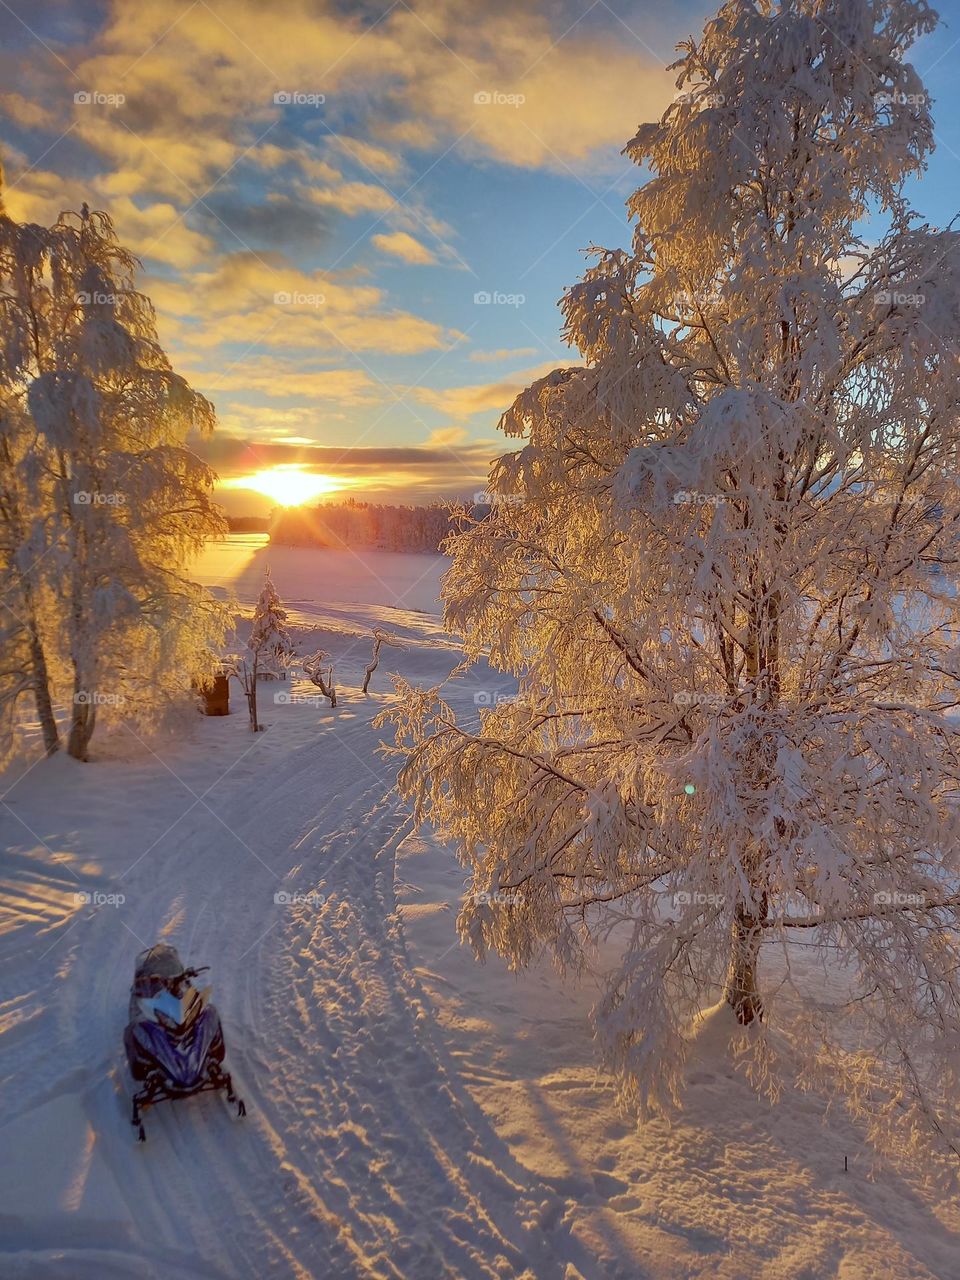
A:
[0,693,595,1279]
[5,543,960,1280]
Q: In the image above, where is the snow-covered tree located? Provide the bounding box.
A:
[0,171,63,758]
[302,648,336,707]
[0,182,228,761]
[361,628,405,694]
[232,569,297,731]
[0,391,61,759]
[381,0,960,1164]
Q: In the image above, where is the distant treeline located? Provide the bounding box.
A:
[268,499,462,552]
[226,515,272,532]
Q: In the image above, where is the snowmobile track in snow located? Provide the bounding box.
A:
[0,707,593,1279]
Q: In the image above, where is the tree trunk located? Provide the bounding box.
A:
[723,900,766,1024]
[25,612,58,757]
[362,638,381,694]
[249,654,260,732]
[66,499,94,761]
[0,438,58,755]
[67,680,95,761]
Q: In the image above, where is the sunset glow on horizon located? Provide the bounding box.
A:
[227,466,344,508]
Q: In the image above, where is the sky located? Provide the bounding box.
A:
[2,0,960,513]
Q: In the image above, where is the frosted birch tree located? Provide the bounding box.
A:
[0,392,61,759]
[230,569,297,731]
[381,0,960,1162]
[0,182,227,761]
[0,174,62,758]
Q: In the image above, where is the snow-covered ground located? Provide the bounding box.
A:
[2,536,959,1279]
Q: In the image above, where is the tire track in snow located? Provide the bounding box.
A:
[256,722,593,1279]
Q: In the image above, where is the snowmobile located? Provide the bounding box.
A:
[124,943,246,1141]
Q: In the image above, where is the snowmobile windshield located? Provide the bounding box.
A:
[134,944,183,981]
[140,985,204,1032]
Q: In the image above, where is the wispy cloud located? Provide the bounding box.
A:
[372,230,438,265]
[0,0,679,501]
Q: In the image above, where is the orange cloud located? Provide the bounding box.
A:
[145,253,461,357]
[468,346,540,363]
[413,361,565,419]
[372,231,438,265]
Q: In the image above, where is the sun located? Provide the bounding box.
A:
[233,466,342,507]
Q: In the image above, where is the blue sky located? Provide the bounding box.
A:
[2,0,959,511]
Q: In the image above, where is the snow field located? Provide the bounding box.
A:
[0,539,958,1278]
